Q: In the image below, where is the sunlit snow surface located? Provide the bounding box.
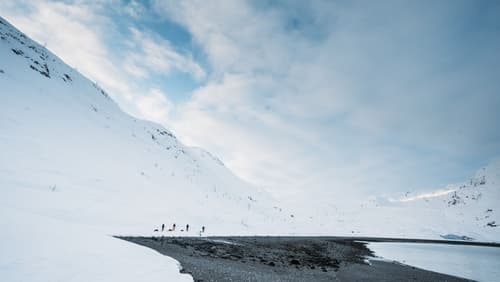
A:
[368,242,500,282]
[0,206,193,282]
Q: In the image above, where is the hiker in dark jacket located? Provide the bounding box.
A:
[186,224,189,232]
[172,223,176,231]
[162,223,165,232]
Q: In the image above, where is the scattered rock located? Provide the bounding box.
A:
[487,221,497,227]
[11,48,23,55]
[290,259,300,265]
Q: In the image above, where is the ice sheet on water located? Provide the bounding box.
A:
[368,242,500,282]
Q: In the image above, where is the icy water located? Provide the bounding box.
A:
[368,242,500,282]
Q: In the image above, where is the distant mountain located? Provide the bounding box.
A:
[382,161,498,240]
[293,161,500,242]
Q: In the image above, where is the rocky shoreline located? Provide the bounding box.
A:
[118,236,472,282]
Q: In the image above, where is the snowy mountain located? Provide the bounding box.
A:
[389,162,500,240]
[286,161,500,242]
[1,14,499,282]
[0,16,288,282]
[0,15,288,233]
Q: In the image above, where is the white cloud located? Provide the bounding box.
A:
[170,74,314,193]
[136,88,173,124]
[124,27,206,81]
[123,0,147,19]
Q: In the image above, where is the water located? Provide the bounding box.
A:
[368,242,500,282]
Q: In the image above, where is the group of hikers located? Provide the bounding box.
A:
[154,223,205,234]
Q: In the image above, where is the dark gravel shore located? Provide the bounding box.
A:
[117,236,472,282]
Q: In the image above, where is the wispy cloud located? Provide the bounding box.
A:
[124,27,205,81]
[136,88,173,124]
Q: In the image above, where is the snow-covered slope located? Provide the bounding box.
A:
[386,162,499,240]
[286,161,500,242]
[0,16,288,281]
[0,15,287,234]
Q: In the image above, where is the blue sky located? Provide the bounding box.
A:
[1,0,499,201]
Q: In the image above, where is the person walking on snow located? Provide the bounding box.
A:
[172,223,176,231]
[186,224,189,232]
[161,223,165,232]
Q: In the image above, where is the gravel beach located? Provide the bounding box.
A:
[118,236,472,282]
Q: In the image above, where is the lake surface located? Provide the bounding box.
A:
[368,242,500,282]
